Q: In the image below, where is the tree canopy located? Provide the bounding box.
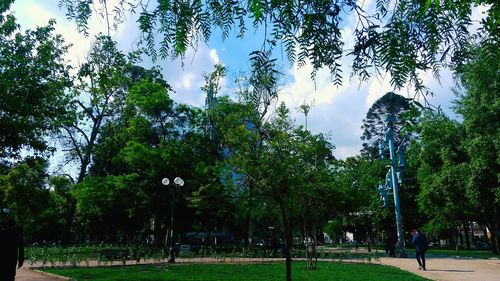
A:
[360,92,410,158]
[1,1,71,160]
[60,0,497,90]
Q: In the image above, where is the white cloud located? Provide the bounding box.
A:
[278,58,371,159]
[11,0,126,66]
[159,47,227,107]
[209,49,220,64]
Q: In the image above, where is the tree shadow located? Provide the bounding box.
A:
[426,269,474,273]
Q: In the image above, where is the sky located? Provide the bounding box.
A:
[10,0,474,160]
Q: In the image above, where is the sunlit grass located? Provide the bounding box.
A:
[44,261,430,281]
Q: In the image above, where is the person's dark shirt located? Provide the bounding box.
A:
[412,232,427,252]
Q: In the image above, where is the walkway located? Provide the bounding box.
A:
[379,256,500,281]
[15,256,500,281]
[16,266,68,281]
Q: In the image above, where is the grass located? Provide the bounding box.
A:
[43,262,430,281]
[427,248,498,259]
[335,245,498,259]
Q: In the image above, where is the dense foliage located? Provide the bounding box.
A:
[360,92,410,158]
[60,0,498,91]
[0,0,71,160]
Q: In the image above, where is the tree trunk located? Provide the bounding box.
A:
[61,198,77,246]
[244,182,253,247]
[490,227,498,255]
[367,233,372,253]
[61,115,103,246]
[454,226,460,253]
[317,227,324,244]
[458,225,464,248]
[463,222,471,250]
[153,215,163,247]
[488,218,499,255]
[244,209,251,246]
[470,221,475,248]
[279,200,292,281]
[495,207,500,255]
[354,227,358,248]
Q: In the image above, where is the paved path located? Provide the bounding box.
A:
[15,256,500,281]
[380,256,500,281]
[16,266,67,281]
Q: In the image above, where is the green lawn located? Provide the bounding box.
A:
[427,248,497,259]
[336,245,498,259]
[44,262,430,281]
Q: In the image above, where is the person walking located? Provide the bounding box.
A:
[412,229,428,270]
[0,209,24,281]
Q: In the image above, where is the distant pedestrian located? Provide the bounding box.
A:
[411,229,428,270]
[0,209,24,281]
[384,232,396,257]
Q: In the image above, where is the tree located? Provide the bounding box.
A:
[454,42,500,254]
[71,174,144,242]
[411,113,473,251]
[333,156,386,250]
[216,99,337,280]
[77,71,222,245]
[210,95,264,245]
[292,128,336,268]
[258,102,339,277]
[59,0,493,90]
[297,100,314,131]
[0,158,66,240]
[0,1,72,242]
[208,51,281,246]
[59,35,143,244]
[361,92,410,158]
[0,1,71,160]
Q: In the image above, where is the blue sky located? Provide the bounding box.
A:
[10,0,477,160]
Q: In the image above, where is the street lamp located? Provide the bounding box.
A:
[162,176,184,263]
[379,112,407,258]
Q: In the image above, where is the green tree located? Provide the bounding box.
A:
[78,72,219,245]
[411,113,473,251]
[222,101,336,280]
[260,103,338,278]
[210,95,264,245]
[59,35,144,244]
[334,156,385,250]
[208,51,281,246]
[454,43,500,254]
[71,174,144,242]
[0,1,71,160]
[360,92,410,158]
[0,2,72,241]
[0,158,65,240]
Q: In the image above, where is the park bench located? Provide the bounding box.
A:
[99,249,132,260]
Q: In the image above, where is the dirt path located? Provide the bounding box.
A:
[380,256,500,281]
[16,266,68,281]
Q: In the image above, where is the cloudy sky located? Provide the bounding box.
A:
[10,0,471,159]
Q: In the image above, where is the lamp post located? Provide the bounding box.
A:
[162,176,184,263]
[379,113,407,258]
